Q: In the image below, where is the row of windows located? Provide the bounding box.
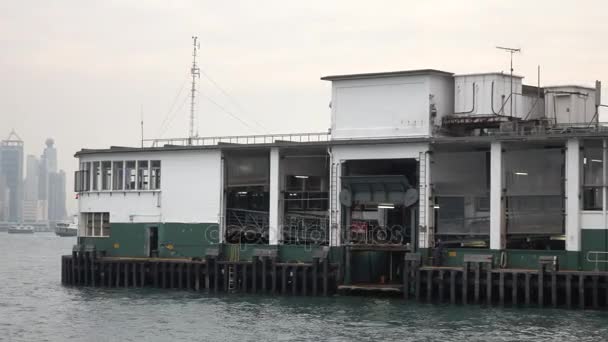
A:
[75,160,161,192]
[83,212,110,237]
[583,140,607,211]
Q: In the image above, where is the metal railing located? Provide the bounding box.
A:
[144,132,330,147]
[487,121,608,137]
[586,251,608,271]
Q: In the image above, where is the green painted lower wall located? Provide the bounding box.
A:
[79,222,220,258]
[78,222,608,272]
[581,229,608,271]
[78,222,343,264]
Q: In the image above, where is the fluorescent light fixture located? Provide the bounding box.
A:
[514,172,528,176]
[377,203,394,209]
[294,175,309,179]
[584,157,587,164]
[433,205,441,209]
[237,191,248,195]
[592,159,603,163]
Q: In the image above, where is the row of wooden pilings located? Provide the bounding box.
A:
[404,253,608,309]
[61,247,336,296]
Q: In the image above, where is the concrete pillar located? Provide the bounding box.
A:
[269,147,281,245]
[490,142,505,250]
[565,138,581,252]
[419,151,432,249]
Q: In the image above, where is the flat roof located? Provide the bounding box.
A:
[454,72,524,79]
[320,69,453,81]
[544,84,595,91]
[75,131,608,157]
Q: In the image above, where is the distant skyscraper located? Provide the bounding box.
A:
[24,155,39,200]
[48,170,67,221]
[0,130,24,223]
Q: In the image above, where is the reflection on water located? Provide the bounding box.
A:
[1,233,607,342]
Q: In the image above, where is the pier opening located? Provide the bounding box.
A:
[504,145,565,250]
[224,151,270,244]
[280,149,330,245]
[148,226,158,257]
[341,158,418,286]
[433,149,490,249]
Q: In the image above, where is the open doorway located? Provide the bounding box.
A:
[148,226,159,257]
[341,158,419,286]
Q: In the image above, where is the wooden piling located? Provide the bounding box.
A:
[578,274,585,309]
[438,270,444,303]
[592,275,599,310]
[499,271,505,306]
[116,262,121,288]
[292,267,297,296]
[242,263,248,293]
[162,262,168,289]
[312,257,318,296]
[538,268,544,308]
[486,268,492,305]
[512,272,518,306]
[271,259,277,294]
[426,270,433,302]
[462,262,468,305]
[195,264,200,291]
[474,263,480,304]
[132,263,137,288]
[302,266,307,296]
[551,271,557,308]
[524,273,531,305]
[322,258,329,296]
[213,259,219,293]
[450,270,456,304]
[178,263,183,289]
[124,262,129,288]
[403,259,410,300]
[252,256,258,294]
[566,274,572,309]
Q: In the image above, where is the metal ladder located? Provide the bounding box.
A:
[329,162,339,246]
[227,265,236,291]
[418,151,428,247]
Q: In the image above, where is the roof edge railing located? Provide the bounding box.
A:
[143,132,331,148]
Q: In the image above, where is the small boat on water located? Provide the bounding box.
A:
[8,225,34,234]
[55,222,78,237]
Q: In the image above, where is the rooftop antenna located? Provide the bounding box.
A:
[140,105,144,148]
[188,36,201,145]
[496,46,521,117]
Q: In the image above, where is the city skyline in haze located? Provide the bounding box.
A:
[2,0,608,214]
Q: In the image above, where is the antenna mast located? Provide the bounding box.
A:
[496,46,521,117]
[189,36,200,144]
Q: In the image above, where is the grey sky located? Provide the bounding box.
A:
[1,0,607,214]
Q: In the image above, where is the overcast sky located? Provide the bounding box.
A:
[2,0,607,214]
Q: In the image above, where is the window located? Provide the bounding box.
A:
[86,213,94,236]
[75,162,91,192]
[137,160,149,190]
[92,161,100,191]
[112,161,124,190]
[101,161,112,190]
[93,213,102,236]
[102,213,111,236]
[151,160,161,190]
[583,141,604,210]
[78,159,161,192]
[82,212,110,237]
[125,161,136,190]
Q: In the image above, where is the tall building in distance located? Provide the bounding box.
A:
[0,130,24,223]
[0,131,67,229]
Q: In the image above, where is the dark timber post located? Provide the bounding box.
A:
[579,274,585,309]
[450,270,456,304]
[251,256,258,294]
[312,257,319,296]
[512,272,518,306]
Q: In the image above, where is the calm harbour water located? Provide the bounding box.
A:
[1,233,607,342]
